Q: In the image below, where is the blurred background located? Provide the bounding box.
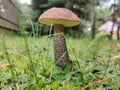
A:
[0,0,120,38]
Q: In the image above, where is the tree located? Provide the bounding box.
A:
[65,0,92,19]
[110,0,120,40]
[91,0,96,39]
[117,0,120,39]
[31,0,48,21]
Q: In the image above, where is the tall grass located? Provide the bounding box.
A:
[2,36,17,89]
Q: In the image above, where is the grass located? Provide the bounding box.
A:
[0,33,120,90]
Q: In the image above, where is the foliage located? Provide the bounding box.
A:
[19,0,93,37]
[0,33,120,89]
[17,0,116,37]
[65,0,92,19]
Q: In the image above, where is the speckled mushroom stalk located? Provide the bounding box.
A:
[54,24,72,68]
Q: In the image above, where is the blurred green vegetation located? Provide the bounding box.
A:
[0,28,16,36]
[18,0,94,37]
[18,0,116,38]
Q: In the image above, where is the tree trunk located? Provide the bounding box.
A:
[117,23,120,40]
[111,0,117,40]
[91,0,96,39]
[117,1,120,40]
[54,24,72,68]
[110,22,115,39]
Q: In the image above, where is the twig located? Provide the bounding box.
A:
[0,63,11,69]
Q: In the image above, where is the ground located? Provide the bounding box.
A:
[0,34,120,90]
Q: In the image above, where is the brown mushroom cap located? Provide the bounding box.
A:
[38,7,80,27]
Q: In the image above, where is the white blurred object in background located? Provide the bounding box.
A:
[19,0,31,4]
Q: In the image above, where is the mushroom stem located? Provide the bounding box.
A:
[54,24,72,68]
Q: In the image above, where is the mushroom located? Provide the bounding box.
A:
[38,7,80,68]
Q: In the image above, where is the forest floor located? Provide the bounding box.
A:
[0,34,120,90]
